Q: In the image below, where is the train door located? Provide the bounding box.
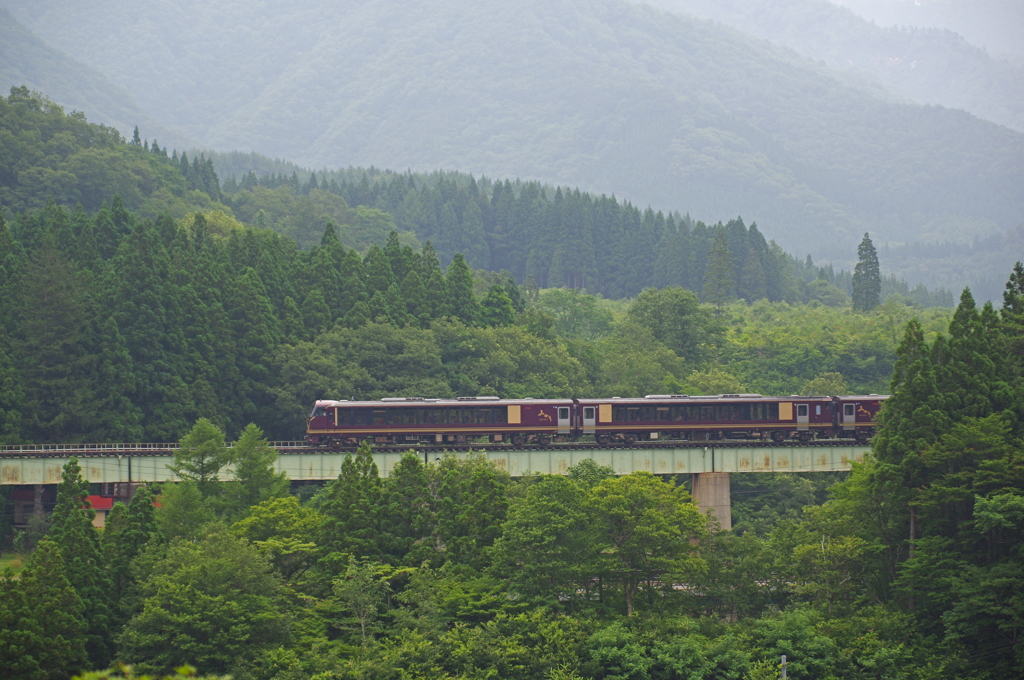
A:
[842,402,856,432]
[558,406,571,435]
[796,403,810,431]
[582,405,596,434]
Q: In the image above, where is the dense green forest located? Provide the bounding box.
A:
[0,88,955,445]
[5,0,1024,288]
[1,80,1022,680]
[2,269,1022,679]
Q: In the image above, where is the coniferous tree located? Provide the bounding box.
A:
[852,233,881,312]
[1003,261,1024,366]
[301,289,331,337]
[702,227,735,309]
[739,247,767,302]
[47,457,114,668]
[445,253,479,325]
[417,242,449,319]
[170,418,230,497]
[15,539,88,679]
[14,237,96,442]
[228,423,289,513]
[380,452,435,566]
[0,567,49,680]
[320,441,382,563]
[433,454,510,569]
[480,284,516,327]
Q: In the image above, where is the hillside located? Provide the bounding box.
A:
[642,0,1024,133]
[5,0,1023,280]
[0,9,190,150]
[835,0,1024,64]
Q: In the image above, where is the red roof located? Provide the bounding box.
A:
[86,495,114,511]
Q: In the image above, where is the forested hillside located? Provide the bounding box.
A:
[1,273,1022,679]
[0,88,957,445]
[0,9,189,151]
[643,0,1024,133]
[5,0,1023,288]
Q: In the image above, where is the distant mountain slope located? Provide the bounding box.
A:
[0,8,191,150]
[641,0,1024,133]
[834,0,1024,64]
[5,0,1023,269]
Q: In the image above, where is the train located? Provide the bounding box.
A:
[306,393,886,447]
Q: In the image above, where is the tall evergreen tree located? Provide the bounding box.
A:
[380,452,435,566]
[445,253,479,325]
[13,237,96,442]
[702,227,735,309]
[852,233,881,312]
[170,418,230,497]
[228,423,289,513]
[47,457,114,668]
[14,539,88,679]
[480,284,516,327]
[320,441,382,564]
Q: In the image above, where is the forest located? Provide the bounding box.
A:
[0,87,956,445]
[1,269,1023,680]
[5,0,1024,293]
[1,87,1022,679]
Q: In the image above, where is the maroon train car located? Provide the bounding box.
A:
[306,394,888,447]
[576,394,843,443]
[306,396,574,447]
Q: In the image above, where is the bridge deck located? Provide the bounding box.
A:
[0,443,870,484]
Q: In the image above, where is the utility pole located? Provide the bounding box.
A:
[780,655,787,679]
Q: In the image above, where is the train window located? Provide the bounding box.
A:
[815,405,821,416]
[558,407,569,420]
[797,404,808,417]
[480,408,494,424]
[627,407,640,422]
[311,406,327,418]
[845,404,855,416]
[701,406,714,421]
[373,410,385,426]
[656,407,669,421]
[584,407,595,420]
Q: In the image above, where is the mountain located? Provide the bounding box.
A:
[3,0,1023,286]
[834,0,1024,65]
[640,0,1024,134]
[0,8,192,151]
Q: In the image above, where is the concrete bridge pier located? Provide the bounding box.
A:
[691,472,731,531]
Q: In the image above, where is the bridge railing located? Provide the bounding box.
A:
[0,441,309,455]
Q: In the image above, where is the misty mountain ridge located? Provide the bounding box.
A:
[0,8,193,150]
[641,0,1024,134]
[2,0,1022,294]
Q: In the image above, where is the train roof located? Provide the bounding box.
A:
[576,394,833,404]
[314,397,575,408]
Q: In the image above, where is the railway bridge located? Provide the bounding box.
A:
[0,441,871,529]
